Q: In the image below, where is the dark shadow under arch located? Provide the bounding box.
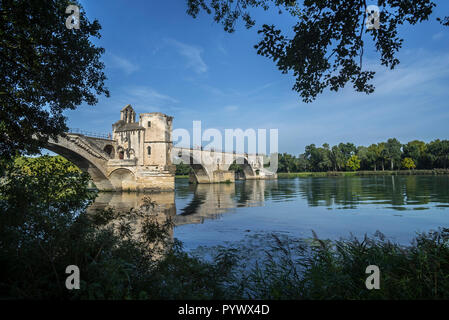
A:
[229,157,255,180]
[172,152,211,183]
[46,142,115,191]
[104,145,115,159]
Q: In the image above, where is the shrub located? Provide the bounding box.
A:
[229,229,449,299]
[0,156,236,299]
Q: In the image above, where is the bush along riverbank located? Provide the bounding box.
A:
[216,228,449,299]
[277,169,449,179]
[2,156,449,299]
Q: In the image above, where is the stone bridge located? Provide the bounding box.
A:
[172,146,275,184]
[46,105,276,192]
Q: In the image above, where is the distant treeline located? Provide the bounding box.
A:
[175,161,244,176]
[277,139,449,173]
[175,162,193,176]
[174,139,449,174]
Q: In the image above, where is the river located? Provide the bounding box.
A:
[88,175,449,250]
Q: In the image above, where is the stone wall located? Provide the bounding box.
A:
[48,105,276,191]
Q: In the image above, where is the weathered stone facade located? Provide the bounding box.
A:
[46,105,276,191]
[106,105,175,191]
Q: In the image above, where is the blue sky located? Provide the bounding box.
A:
[64,0,449,155]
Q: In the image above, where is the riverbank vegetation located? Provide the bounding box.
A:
[174,139,449,178]
[277,139,449,173]
[2,156,449,299]
[224,229,449,299]
[278,169,449,179]
[175,161,244,178]
[0,156,234,299]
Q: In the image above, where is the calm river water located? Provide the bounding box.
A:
[89,175,449,250]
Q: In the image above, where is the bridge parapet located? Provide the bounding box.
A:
[68,128,112,140]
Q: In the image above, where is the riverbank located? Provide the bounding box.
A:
[277,169,449,178]
[5,156,449,299]
[176,169,449,180]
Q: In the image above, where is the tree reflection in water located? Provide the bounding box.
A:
[89,176,449,229]
[296,175,449,210]
[87,176,449,250]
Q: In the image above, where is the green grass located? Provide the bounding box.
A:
[278,172,356,178]
[176,170,449,180]
[278,169,449,179]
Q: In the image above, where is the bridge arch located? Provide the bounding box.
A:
[227,157,256,180]
[190,161,212,183]
[108,168,135,191]
[46,135,115,191]
[172,150,212,183]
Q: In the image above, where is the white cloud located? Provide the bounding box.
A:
[246,82,277,96]
[373,53,449,96]
[166,39,208,74]
[280,51,449,109]
[128,86,179,104]
[110,86,179,113]
[432,32,444,41]
[109,54,139,75]
[224,105,238,112]
[269,51,449,152]
[217,42,227,55]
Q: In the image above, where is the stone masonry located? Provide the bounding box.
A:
[46,105,277,191]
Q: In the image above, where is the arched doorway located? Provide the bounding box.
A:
[117,147,125,160]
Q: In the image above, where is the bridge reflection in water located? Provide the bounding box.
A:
[88,179,274,228]
[89,175,449,218]
[86,176,449,248]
